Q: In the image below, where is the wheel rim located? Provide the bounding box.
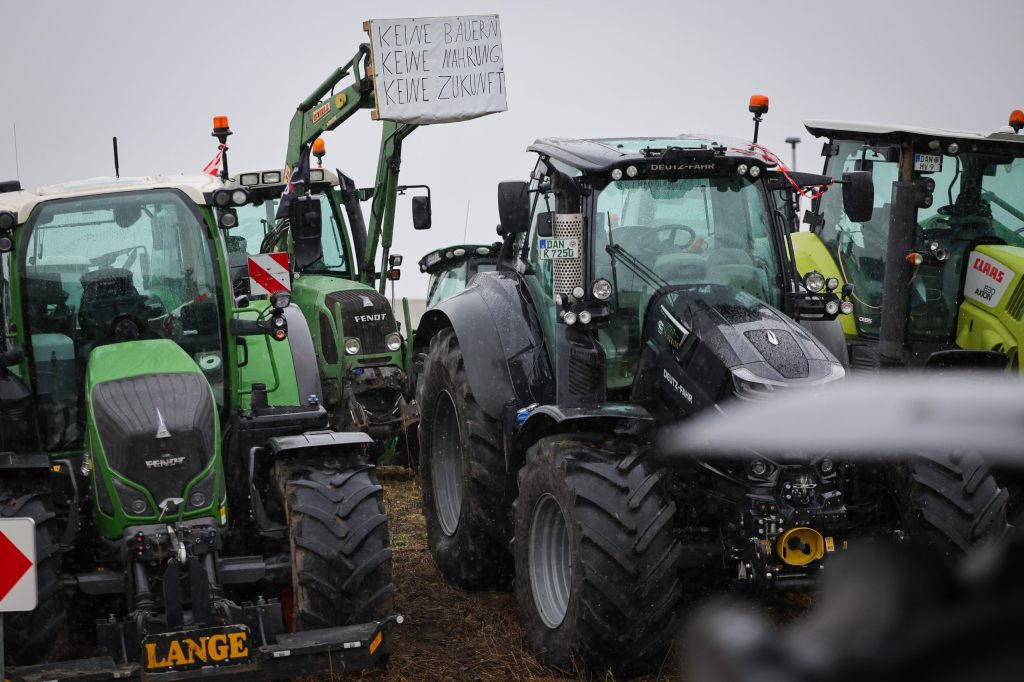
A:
[430,390,464,536]
[529,493,571,629]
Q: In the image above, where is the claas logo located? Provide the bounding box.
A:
[973,257,1006,284]
[144,628,249,670]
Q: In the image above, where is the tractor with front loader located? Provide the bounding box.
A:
[413,107,1010,676]
[0,170,396,679]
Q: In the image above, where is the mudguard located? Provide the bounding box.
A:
[416,271,553,419]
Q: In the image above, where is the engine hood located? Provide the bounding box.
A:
[664,284,843,386]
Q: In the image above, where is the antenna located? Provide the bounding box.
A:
[12,123,20,180]
[112,137,120,179]
[462,200,471,242]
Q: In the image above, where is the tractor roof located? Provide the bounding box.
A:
[419,243,500,274]
[0,174,225,219]
[528,134,772,173]
[804,120,1024,149]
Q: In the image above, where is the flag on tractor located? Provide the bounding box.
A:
[203,145,226,177]
[276,144,312,220]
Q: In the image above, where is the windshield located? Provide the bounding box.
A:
[819,141,1024,339]
[234,193,350,281]
[21,189,225,449]
[595,176,781,307]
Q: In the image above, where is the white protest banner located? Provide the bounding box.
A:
[367,15,507,125]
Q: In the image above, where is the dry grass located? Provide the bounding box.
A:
[315,471,804,682]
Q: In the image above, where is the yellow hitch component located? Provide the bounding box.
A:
[776,527,825,566]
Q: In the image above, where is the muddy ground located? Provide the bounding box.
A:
[333,469,807,682]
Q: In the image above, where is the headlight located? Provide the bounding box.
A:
[825,277,839,292]
[344,337,361,355]
[803,271,826,293]
[611,168,623,181]
[270,291,291,309]
[840,300,854,315]
[578,311,592,324]
[231,189,249,205]
[732,368,779,400]
[625,165,638,178]
[213,190,232,207]
[592,278,612,300]
[736,163,749,176]
[218,210,238,229]
[748,164,762,178]
[563,311,577,326]
[751,460,769,476]
[385,332,402,352]
[0,210,16,230]
[825,300,840,316]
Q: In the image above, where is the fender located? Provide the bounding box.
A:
[280,304,321,404]
[512,403,654,472]
[416,271,553,419]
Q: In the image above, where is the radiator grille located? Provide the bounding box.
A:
[1005,277,1024,321]
[325,289,397,355]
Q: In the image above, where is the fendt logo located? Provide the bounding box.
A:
[354,313,387,323]
[973,256,1006,283]
[145,454,186,469]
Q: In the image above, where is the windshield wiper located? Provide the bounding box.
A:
[605,243,669,290]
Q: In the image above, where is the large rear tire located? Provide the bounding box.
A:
[513,434,682,678]
[898,451,1010,558]
[279,462,395,630]
[418,328,512,590]
[0,483,68,665]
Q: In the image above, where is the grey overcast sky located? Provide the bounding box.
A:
[2,0,1022,298]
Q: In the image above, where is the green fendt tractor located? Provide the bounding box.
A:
[413,116,1010,676]
[0,171,396,679]
[230,161,418,456]
[227,44,435,460]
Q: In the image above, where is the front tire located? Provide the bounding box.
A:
[0,483,68,665]
[513,435,682,678]
[279,462,395,630]
[418,328,512,589]
[898,451,1010,557]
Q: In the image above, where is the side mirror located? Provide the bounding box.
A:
[289,195,323,268]
[497,181,530,236]
[842,171,874,223]
[412,196,432,230]
[536,211,553,238]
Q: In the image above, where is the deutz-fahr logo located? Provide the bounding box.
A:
[650,162,716,172]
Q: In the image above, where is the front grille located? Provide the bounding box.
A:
[325,289,397,355]
[91,373,215,504]
[1005,277,1024,321]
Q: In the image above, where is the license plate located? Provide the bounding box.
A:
[142,625,251,672]
[913,153,942,172]
[537,238,580,260]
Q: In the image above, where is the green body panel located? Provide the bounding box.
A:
[234,301,302,410]
[790,232,858,337]
[955,244,1024,371]
[85,340,223,540]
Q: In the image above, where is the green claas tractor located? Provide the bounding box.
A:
[792,115,1024,372]
[0,171,396,679]
[413,121,1010,676]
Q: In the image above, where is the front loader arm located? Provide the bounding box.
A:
[284,44,375,172]
[363,120,418,290]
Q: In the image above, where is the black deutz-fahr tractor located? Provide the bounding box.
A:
[413,128,1010,676]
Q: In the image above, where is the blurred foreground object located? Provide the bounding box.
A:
[662,372,1024,464]
[676,374,1024,682]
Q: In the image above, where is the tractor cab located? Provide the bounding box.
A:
[3,177,231,449]
[803,118,1024,369]
[233,168,353,292]
[419,243,500,309]
[496,134,860,399]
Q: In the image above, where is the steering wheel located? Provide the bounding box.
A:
[636,224,698,253]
